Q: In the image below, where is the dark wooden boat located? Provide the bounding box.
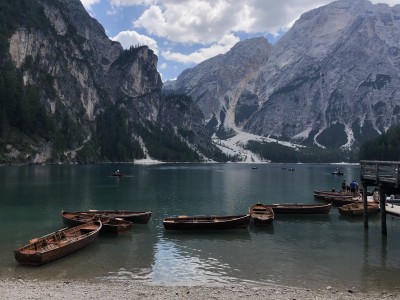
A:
[329,196,361,206]
[163,214,251,230]
[249,204,274,225]
[314,190,354,200]
[269,203,332,214]
[338,203,379,216]
[313,190,346,198]
[61,211,133,234]
[73,210,152,224]
[14,221,102,266]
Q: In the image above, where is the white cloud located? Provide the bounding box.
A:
[133,1,244,44]
[110,0,154,6]
[111,30,159,55]
[80,0,101,10]
[90,0,399,80]
[161,34,239,64]
[107,0,398,45]
[130,0,339,44]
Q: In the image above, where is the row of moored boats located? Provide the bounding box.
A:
[313,190,380,216]
[14,197,378,266]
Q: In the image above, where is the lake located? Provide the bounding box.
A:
[1,163,400,292]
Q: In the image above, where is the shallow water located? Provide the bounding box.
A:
[1,163,400,291]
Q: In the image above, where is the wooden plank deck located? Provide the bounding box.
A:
[360,160,400,188]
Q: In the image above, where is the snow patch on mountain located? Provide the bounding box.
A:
[212,130,304,163]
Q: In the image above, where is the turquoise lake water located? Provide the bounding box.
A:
[1,163,400,291]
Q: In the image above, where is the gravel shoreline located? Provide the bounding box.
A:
[1,279,400,300]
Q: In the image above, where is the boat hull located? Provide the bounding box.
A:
[313,190,358,206]
[14,221,101,266]
[163,215,251,230]
[270,203,331,214]
[76,210,152,224]
[61,212,133,234]
[249,204,274,226]
[338,203,379,216]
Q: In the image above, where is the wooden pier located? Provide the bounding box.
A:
[360,160,400,235]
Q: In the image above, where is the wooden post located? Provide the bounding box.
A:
[363,184,368,229]
[379,184,387,236]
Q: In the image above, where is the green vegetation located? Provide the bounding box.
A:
[235,91,258,125]
[0,59,54,161]
[135,122,201,162]
[96,106,145,162]
[246,141,358,163]
[351,119,379,145]
[315,123,348,148]
[359,124,400,161]
[0,0,49,56]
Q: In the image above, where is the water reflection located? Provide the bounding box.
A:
[151,237,241,285]
[162,229,252,242]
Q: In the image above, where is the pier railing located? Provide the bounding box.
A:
[360,160,400,188]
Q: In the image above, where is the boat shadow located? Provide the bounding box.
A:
[249,224,275,235]
[338,213,380,223]
[273,214,333,224]
[162,228,252,242]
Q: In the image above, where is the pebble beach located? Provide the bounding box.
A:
[1,279,400,300]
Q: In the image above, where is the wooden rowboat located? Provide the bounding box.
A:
[313,190,352,199]
[14,221,102,266]
[74,210,152,224]
[269,203,332,214]
[61,211,133,234]
[338,203,379,217]
[313,190,359,206]
[163,214,251,230]
[249,204,274,226]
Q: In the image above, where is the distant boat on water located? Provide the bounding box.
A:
[331,168,344,175]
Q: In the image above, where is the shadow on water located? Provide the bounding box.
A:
[273,214,333,224]
[338,214,380,223]
[162,228,252,242]
[249,225,275,235]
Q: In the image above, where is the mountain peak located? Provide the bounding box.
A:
[167,0,400,151]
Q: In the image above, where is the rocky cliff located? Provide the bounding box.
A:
[1,0,220,163]
[166,0,400,150]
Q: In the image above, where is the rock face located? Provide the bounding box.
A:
[166,0,400,149]
[4,0,217,163]
[164,37,272,138]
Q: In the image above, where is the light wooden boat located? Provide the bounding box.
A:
[61,211,133,234]
[14,221,102,266]
[74,210,152,224]
[249,204,274,225]
[338,203,379,216]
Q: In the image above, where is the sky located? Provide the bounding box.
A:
[80,0,398,82]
